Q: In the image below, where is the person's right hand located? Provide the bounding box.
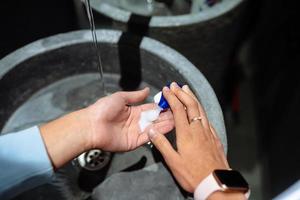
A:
[85,88,174,152]
[147,82,229,193]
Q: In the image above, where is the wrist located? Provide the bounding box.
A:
[192,167,230,191]
[85,101,107,150]
[72,108,94,151]
[208,191,246,200]
[194,169,249,200]
[40,109,92,169]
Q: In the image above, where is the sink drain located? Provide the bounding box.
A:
[78,149,111,171]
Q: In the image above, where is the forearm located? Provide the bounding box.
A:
[40,108,91,169]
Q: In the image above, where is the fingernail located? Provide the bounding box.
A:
[144,87,150,91]
[148,128,158,140]
[171,82,179,88]
[163,86,170,92]
[182,85,189,90]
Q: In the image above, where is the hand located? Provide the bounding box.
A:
[41,88,174,169]
[86,87,174,152]
[147,83,229,193]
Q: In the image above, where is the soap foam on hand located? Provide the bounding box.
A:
[139,86,172,132]
[139,106,163,132]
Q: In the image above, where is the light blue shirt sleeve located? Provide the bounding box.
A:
[0,126,54,199]
[273,180,300,200]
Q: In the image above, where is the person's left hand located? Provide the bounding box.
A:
[86,88,174,152]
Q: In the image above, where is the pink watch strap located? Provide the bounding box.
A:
[194,173,250,200]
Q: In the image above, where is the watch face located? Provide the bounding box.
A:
[213,170,249,190]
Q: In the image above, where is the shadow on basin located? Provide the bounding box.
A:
[0,29,226,200]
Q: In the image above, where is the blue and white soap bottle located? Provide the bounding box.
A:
[153,83,182,110]
[154,91,169,110]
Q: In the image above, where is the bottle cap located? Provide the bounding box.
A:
[154,83,183,110]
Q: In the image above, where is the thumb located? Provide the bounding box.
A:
[147,128,179,162]
[119,87,150,104]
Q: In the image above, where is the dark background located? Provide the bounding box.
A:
[0,1,78,58]
[1,0,299,199]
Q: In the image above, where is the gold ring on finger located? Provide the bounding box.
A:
[190,116,202,124]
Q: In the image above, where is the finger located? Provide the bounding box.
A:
[209,123,219,140]
[137,110,174,144]
[139,102,174,117]
[147,128,180,163]
[155,109,174,122]
[162,87,189,130]
[170,82,202,128]
[208,124,228,167]
[210,124,225,151]
[210,124,226,155]
[182,85,210,129]
[119,87,150,104]
[153,114,175,134]
[137,119,174,146]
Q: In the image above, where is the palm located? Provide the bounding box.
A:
[88,89,174,152]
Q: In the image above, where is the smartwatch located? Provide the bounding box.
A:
[194,169,250,200]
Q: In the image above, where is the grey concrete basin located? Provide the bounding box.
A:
[0,29,226,199]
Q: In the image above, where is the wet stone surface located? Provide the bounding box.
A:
[0,30,226,200]
[3,73,175,200]
[2,73,159,133]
